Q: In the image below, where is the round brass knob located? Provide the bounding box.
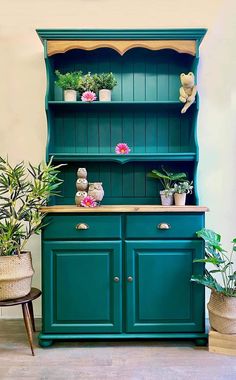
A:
[127,276,133,282]
[114,277,120,282]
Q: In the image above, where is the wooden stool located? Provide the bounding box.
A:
[0,287,41,356]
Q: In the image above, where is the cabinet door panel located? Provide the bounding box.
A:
[125,240,204,333]
[43,241,122,333]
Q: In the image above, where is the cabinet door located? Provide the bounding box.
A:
[125,240,204,333]
[43,241,122,333]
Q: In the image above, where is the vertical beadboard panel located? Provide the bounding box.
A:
[169,62,180,101]
[133,111,145,153]
[133,62,146,101]
[122,112,134,149]
[157,111,169,153]
[54,112,64,153]
[146,60,157,101]
[134,164,146,197]
[75,112,88,153]
[146,111,157,153]
[122,164,134,197]
[169,113,181,153]
[99,112,111,153]
[122,58,134,101]
[111,60,122,101]
[111,164,123,197]
[64,113,76,153]
[87,112,99,153]
[180,116,191,152]
[110,112,122,152]
[157,62,169,101]
[99,164,111,197]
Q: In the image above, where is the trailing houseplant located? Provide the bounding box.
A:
[0,157,63,300]
[55,70,83,101]
[191,228,236,333]
[173,180,193,206]
[93,72,117,101]
[148,166,187,206]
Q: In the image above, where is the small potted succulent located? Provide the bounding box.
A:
[79,72,97,102]
[173,180,193,206]
[191,229,236,334]
[55,70,82,101]
[148,166,187,206]
[93,72,117,101]
[0,157,63,301]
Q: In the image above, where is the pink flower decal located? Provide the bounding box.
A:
[115,143,131,155]
[81,195,97,208]
[81,91,97,102]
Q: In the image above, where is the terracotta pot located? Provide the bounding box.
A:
[174,193,186,206]
[64,90,77,101]
[208,290,236,334]
[99,89,111,102]
[0,252,34,301]
[160,190,174,206]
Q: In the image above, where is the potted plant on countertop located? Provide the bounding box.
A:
[173,180,193,206]
[148,166,187,206]
[191,229,236,334]
[0,157,63,301]
[93,72,117,101]
[79,72,97,102]
[55,70,82,101]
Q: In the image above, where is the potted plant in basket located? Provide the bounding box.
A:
[79,72,97,102]
[93,72,117,101]
[191,228,236,334]
[173,180,193,206]
[0,157,63,301]
[148,166,187,206]
[55,70,82,101]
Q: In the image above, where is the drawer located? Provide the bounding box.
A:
[43,215,122,240]
[125,214,204,239]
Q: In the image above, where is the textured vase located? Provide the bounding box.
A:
[64,90,77,101]
[99,89,111,102]
[0,252,34,301]
[174,193,186,206]
[160,191,174,206]
[208,290,236,334]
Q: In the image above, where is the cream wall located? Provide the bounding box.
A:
[1,0,235,318]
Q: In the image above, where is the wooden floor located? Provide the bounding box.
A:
[0,320,236,380]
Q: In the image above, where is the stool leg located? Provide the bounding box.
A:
[22,303,35,356]
[28,301,36,332]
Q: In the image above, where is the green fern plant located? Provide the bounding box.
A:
[0,157,64,256]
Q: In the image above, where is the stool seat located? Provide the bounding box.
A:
[0,287,41,355]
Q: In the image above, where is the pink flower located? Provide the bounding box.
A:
[81,196,97,208]
[115,143,131,155]
[81,91,97,102]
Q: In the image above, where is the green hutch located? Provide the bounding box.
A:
[36,29,208,346]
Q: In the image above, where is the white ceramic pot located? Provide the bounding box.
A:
[160,191,174,206]
[99,89,111,102]
[0,252,34,301]
[174,193,186,206]
[64,90,77,102]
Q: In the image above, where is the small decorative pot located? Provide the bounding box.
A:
[160,190,174,206]
[174,193,186,206]
[208,290,236,334]
[99,89,111,102]
[0,252,34,301]
[64,90,77,102]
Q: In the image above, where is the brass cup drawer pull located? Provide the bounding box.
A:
[76,223,89,230]
[157,223,171,230]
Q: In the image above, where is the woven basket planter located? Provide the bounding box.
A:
[0,252,34,301]
[208,290,236,334]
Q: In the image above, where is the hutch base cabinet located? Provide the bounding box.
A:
[36,29,208,347]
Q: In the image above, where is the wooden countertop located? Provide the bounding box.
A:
[41,205,209,213]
